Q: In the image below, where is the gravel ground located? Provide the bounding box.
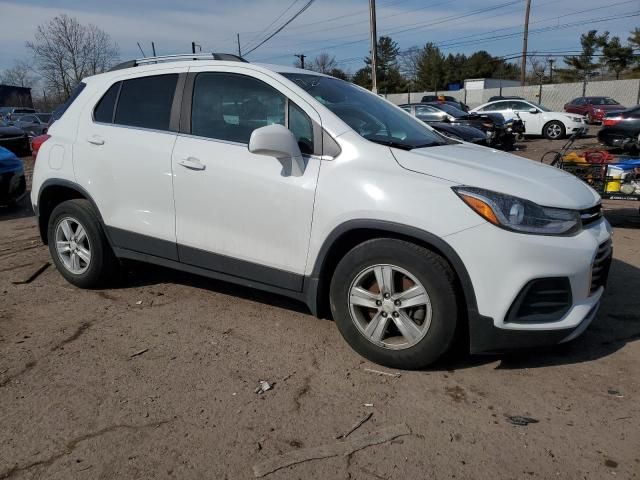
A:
[1,131,639,479]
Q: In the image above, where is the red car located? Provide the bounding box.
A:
[564,96,625,124]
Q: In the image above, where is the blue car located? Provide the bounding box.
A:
[0,146,26,206]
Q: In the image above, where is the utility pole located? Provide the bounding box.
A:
[369,0,378,94]
[237,33,241,57]
[520,0,531,86]
[294,54,306,69]
[548,58,554,84]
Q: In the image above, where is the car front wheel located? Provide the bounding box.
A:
[543,121,566,140]
[330,238,459,369]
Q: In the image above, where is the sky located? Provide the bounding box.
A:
[0,0,638,74]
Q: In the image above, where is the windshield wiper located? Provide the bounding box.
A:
[366,138,415,150]
[410,141,447,149]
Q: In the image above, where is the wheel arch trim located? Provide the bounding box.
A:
[36,178,112,246]
[305,219,479,316]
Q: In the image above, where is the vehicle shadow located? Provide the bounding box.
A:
[0,195,35,221]
[445,257,640,371]
[603,206,640,229]
[118,260,311,315]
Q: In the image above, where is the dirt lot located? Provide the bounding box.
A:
[1,131,639,479]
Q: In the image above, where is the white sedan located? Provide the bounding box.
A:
[471,99,588,140]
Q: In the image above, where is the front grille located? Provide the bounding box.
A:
[590,239,612,295]
[506,278,572,324]
[580,204,603,227]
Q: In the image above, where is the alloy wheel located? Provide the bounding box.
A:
[546,123,562,139]
[348,264,432,350]
[55,216,91,274]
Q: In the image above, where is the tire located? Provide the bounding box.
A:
[329,238,459,369]
[47,199,119,288]
[543,121,565,140]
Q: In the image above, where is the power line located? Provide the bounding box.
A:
[243,0,300,53]
[255,0,524,61]
[243,0,316,56]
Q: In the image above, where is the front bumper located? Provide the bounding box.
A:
[445,218,612,353]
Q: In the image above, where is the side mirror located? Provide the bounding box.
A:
[529,108,539,114]
[248,124,305,176]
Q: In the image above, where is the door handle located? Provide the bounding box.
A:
[178,157,206,171]
[87,135,104,146]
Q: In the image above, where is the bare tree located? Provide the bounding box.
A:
[26,14,119,99]
[310,53,337,74]
[0,60,38,88]
[528,53,550,102]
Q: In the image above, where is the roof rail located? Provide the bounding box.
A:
[108,53,248,72]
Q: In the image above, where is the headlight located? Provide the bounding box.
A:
[452,186,581,235]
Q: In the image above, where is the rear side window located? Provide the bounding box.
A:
[51,82,86,124]
[114,74,178,131]
[94,82,120,123]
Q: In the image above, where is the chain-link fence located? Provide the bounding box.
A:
[385,79,640,111]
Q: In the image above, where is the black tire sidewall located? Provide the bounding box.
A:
[330,239,458,369]
[47,199,113,288]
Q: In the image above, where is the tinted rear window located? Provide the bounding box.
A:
[94,82,120,123]
[51,82,86,123]
[114,74,178,130]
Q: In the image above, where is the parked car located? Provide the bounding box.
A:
[31,133,51,157]
[429,122,487,145]
[0,106,36,121]
[32,55,611,369]
[0,146,26,206]
[471,99,587,139]
[564,97,625,124]
[420,94,469,112]
[488,95,525,102]
[404,102,523,149]
[11,113,52,137]
[0,119,30,157]
[400,104,487,145]
[597,106,640,150]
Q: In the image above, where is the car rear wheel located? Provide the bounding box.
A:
[48,199,119,288]
[329,238,459,369]
[543,121,565,140]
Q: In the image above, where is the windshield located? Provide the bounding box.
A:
[280,73,448,150]
[428,103,466,118]
[529,102,550,112]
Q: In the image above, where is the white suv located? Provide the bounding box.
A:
[31,54,612,369]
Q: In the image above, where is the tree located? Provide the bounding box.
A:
[26,14,119,100]
[352,67,371,89]
[601,36,634,79]
[415,43,445,91]
[328,68,348,80]
[564,30,607,80]
[310,52,337,74]
[1,60,38,88]
[629,28,640,72]
[362,36,405,93]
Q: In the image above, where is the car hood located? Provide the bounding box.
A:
[0,126,26,138]
[392,143,601,209]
